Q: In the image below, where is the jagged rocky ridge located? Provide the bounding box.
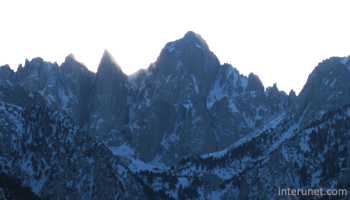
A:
[0,31,350,199]
[0,31,290,164]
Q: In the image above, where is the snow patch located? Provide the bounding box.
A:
[228,99,239,113]
[329,78,336,88]
[129,158,166,172]
[109,143,135,157]
[240,77,248,91]
[30,176,47,194]
[195,43,204,50]
[299,103,310,125]
[6,79,13,86]
[201,148,229,159]
[299,136,310,152]
[38,86,46,96]
[340,56,350,65]
[210,74,226,101]
[168,45,175,52]
[150,154,166,168]
[183,103,193,111]
[177,177,190,187]
[207,101,214,109]
[110,143,168,172]
[190,75,199,93]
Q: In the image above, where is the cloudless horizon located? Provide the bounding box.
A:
[1,1,350,95]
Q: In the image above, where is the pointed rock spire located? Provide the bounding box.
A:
[63,53,89,71]
[0,64,15,82]
[247,73,264,92]
[97,49,122,73]
[60,53,95,126]
[65,53,85,65]
[182,31,209,50]
[288,89,297,106]
[89,49,128,138]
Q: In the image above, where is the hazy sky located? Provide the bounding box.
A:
[1,1,350,94]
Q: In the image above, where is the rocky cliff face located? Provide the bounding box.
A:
[0,72,45,107]
[0,64,15,82]
[89,50,129,143]
[7,54,96,127]
[14,58,61,109]
[127,100,185,162]
[296,56,350,126]
[139,31,221,105]
[59,54,95,127]
[124,32,289,163]
[180,96,217,156]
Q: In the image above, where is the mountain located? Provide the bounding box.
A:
[88,50,129,142]
[126,32,289,163]
[0,32,349,199]
[296,56,350,126]
[59,53,95,127]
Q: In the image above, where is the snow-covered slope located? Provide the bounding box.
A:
[0,101,145,199]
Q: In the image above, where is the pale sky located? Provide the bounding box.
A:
[1,1,350,95]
